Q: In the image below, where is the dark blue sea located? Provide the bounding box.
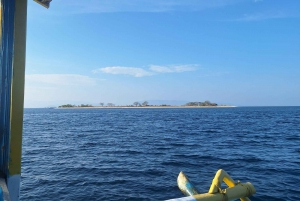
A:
[20,107,300,201]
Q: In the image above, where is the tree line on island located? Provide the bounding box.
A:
[58,104,93,108]
[185,100,218,106]
[58,100,219,108]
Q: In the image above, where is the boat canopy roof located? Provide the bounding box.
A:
[33,0,52,9]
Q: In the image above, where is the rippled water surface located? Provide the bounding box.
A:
[21,107,300,201]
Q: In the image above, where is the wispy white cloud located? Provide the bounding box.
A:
[93,64,198,77]
[93,67,154,77]
[253,0,263,2]
[149,64,198,73]
[234,11,292,21]
[26,74,99,86]
[149,65,174,73]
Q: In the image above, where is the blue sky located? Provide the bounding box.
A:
[24,0,300,107]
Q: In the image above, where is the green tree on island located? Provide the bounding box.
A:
[185,100,218,106]
[80,104,92,107]
[107,103,114,107]
[133,102,140,107]
[59,104,76,108]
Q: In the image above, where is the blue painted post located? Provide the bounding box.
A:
[0,187,3,201]
[0,0,15,175]
[0,0,27,200]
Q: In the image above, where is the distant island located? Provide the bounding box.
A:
[58,101,233,108]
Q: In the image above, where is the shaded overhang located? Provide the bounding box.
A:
[33,0,52,9]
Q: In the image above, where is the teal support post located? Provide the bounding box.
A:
[0,0,27,200]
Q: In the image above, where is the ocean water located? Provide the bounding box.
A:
[20,107,300,201]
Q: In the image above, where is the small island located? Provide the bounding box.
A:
[58,100,234,109]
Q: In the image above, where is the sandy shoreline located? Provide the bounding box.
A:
[56,106,236,109]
